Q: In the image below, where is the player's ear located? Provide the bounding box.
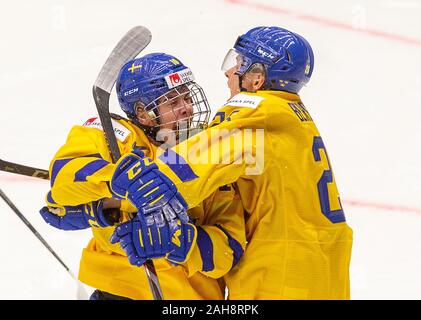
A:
[253,72,265,91]
[245,63,266,91]
[245,71,265,91]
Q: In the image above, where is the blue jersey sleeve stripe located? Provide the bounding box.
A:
[74,159,109,182]
[50,158,73,187]
[196,226,215,272]
[158,149,198,182]
[47,191,57,205]
[215,224,244,269]
[51,155,104,187]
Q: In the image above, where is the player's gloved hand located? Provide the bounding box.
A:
[110,215,171,266]
[39,200,116,230]
[110,216,197,267]
[110,148,189,230]
[166,221,197,264]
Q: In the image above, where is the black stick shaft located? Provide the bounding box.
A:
[92,26,163,300]
[0,188,71,274]
[0,158,162,297]
[0,159,49,180]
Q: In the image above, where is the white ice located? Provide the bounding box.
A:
[0,0,420,299]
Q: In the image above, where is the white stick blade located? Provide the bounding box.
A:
[94,26,152,93]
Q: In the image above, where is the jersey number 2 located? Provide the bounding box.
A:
[312,136,346,223]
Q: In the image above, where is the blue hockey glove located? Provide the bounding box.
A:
[110,215,197,267]
[166,221,197,264]
[39,200,115,230]
[110,215,172,267]
[110,148,189,229]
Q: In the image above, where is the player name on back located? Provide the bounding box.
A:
[83,117,131,142]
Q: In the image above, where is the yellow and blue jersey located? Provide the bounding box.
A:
[154,91,353,299]
[46,115,246,299]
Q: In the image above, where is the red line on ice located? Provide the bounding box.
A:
[225,0,421,47]
[342,199,421,215]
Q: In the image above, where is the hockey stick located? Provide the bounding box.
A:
[92,26,164,301]
[0,159,120,224]
[0,158,49,180]
[0,187,88,299]
[93,26,151,162]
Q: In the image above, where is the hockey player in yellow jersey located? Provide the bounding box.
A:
[109,27,353,299]
[39,53,246,300]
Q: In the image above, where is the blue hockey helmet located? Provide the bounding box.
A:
[116,53,210,141]
[117,53,191,118]
[221,26,314,94]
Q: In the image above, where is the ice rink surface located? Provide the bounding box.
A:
[0,0,420,299]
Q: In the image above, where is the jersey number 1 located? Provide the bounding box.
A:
[312,136,346,223]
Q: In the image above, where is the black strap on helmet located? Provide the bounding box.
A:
[111,113,160,141]
[131,117,161,141]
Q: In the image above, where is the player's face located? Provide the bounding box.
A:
[157,85,194,131]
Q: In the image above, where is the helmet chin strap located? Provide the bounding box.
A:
[239,74,249,92]
[230,71,247,94]
[131,112,181,147]
[131,118,161,141]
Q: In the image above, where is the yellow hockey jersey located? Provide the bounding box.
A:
[154,91,353,299]
[46,116,246,299]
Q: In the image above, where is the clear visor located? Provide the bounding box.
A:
[221,49,243,72]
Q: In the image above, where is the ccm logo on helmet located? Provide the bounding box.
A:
[165,68,195,89]
[124,87,139,97]
[256,47,275,60]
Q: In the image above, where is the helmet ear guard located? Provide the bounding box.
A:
[133,101,160,125]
